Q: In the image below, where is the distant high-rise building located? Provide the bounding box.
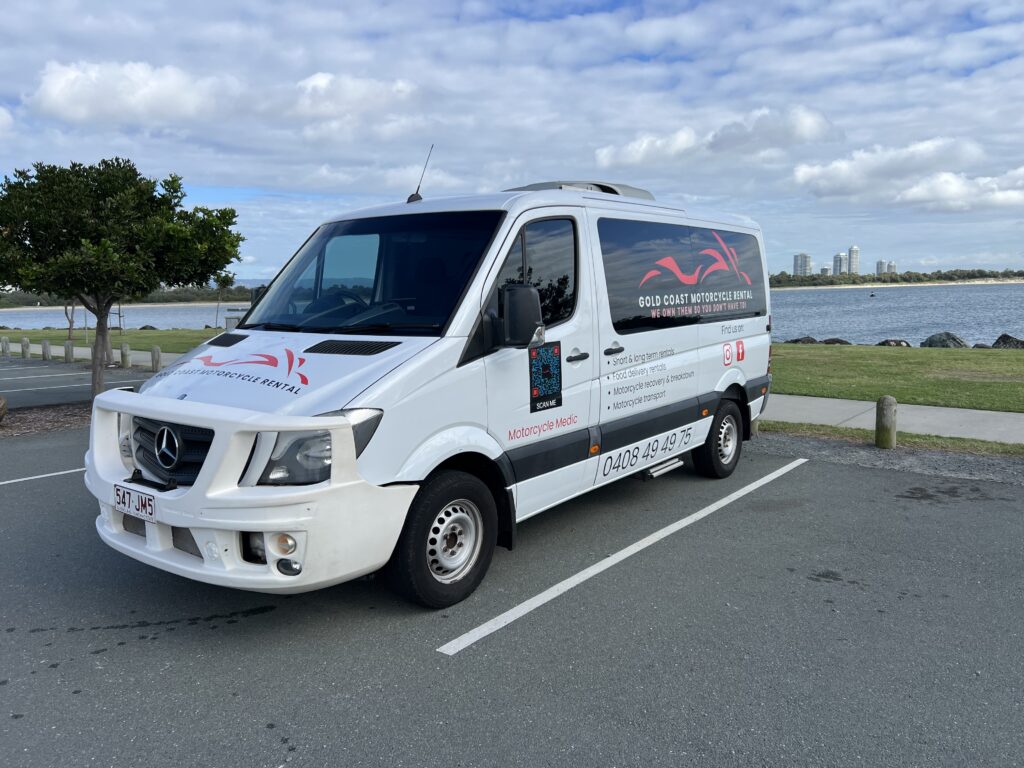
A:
[876,260,887,276]
[793,253,813,276]
[820,267,832,276]
[848,245,860,275]
[887,261,897,273]
[833,253,849,274]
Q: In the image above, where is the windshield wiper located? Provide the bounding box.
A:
[237,321,337,333]
[334,322,442,334]
[236,322,305,332]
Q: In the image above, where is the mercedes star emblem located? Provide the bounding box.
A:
[154,426,181,470]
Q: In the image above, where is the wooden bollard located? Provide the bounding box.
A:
[64,340,74,363]
[151,346,161,372]
[41,339,52,361]
[21,337,30,359]
[875,395,897,449]
[1,336,9,358]
[120,342,131,369]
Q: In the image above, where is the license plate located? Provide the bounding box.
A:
[114,484,156,522]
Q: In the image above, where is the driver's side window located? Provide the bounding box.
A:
[486,217,577,327]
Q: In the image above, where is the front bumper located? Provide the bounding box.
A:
[86,389,417,594]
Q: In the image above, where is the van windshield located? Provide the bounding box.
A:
[240,210,504,335]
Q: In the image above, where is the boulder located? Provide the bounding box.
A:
[785,336,819,344]
[0,395,6,425]
[993,333,1024,349]
[921,331,968,348]
[822,337,852,345]
[973,343,991,349]
[139,324,159,331]
[876,339,910,347]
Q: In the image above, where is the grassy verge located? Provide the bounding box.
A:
[758,419,1024,457]
[771,344,1024,413]
[4,328,216,354]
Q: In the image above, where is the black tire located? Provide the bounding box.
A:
[692,400,743,479]
[386,470,497,608]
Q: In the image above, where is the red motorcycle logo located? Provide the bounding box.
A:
[193,349,309,385]
[639,230,752,288]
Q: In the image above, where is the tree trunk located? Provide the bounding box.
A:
[91,308,110,399]
[64,300,77,341]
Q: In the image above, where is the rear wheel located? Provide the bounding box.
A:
[692,400,743,479]
[386,470,497,608]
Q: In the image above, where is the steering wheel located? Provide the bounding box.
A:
[328,288,368,308]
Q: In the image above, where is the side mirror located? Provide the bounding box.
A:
[501,284,545,348]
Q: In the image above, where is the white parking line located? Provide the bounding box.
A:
[0,379,145,393]
[0,468,85,486]
[0,371,92,380]
[0,365,68,371]
[437,458,809,656]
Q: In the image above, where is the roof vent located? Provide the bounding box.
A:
[504,181,654,200]
[303,340,401,356]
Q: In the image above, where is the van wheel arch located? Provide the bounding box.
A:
[721,383,752,440]
[429,452,516,550]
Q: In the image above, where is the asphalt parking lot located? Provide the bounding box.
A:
[0,358,152,409]
[1,428,1022,767]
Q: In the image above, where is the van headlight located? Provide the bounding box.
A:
[256,409,382,486]
[258,431,333,486]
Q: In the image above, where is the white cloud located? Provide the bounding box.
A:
[0,106,12,135]
[708,106,839,152]
[598,107,838,169]
[29,61,238,125]
[595,128,698,168]
[793,138,985,197]
[896,167,1024,210]
[293,72,415,118]
[2,1,1023,275]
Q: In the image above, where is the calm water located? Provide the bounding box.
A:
[769,283,1024,346]
[0,303,251,332]
[2,284,1022,346]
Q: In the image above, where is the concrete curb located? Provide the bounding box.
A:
[762,393,1024,445]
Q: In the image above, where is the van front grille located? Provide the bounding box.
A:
[132,417,214,487]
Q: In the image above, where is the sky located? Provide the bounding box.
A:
[1,0,1022,278]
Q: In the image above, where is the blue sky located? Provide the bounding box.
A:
[1,0,1022,278]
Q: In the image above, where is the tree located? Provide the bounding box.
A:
[0,158,243,396]
[213,270,235,328]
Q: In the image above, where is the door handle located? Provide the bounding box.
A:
[603,344,624,356]
[565,352,589,363]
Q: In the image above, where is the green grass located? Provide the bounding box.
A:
[3,328,217,354]
[771,344,1024,413]
[758,419,1024,457]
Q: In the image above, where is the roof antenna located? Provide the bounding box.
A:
[407,144,434,203]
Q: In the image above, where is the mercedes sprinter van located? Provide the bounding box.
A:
[86,181,772,607]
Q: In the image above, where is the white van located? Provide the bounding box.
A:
[86,181,771,607]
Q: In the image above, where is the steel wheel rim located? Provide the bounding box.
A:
[717,416,738,464]
[426,498,483,584]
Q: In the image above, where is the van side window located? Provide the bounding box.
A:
[489,218,577,327]
[597,218,766,333]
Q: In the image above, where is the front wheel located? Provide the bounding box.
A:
[386,470,497,608]
[692,400,743,479]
